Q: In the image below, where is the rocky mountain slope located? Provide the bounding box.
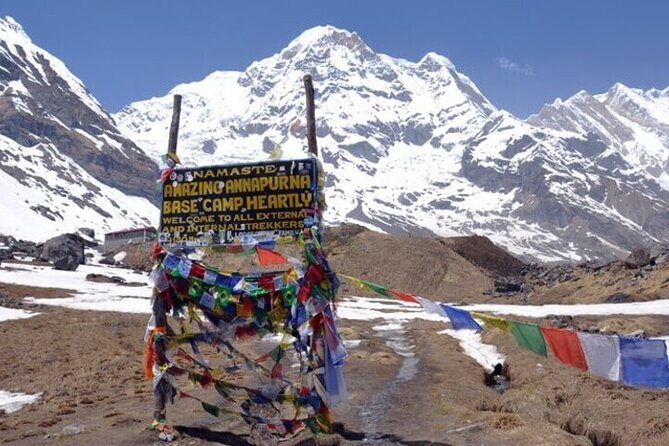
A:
[115,25,669,262]
[528,83,669,191]
[0,17,159,241]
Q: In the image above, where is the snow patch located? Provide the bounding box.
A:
[0,390,42,414]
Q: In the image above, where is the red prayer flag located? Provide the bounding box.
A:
[271,362,283,380]
[190,263,206,279]
[390,289,420,304]
[256,247,288,266]
[540,326,588,371]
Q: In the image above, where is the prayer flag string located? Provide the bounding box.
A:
[339,274,669,389]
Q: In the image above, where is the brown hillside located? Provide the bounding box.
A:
[444,234,526,278]
[327,225,497,302]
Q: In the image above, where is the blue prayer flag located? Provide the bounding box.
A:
[620,337,669,388]
[439,304,482,331]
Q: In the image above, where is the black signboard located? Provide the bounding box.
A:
[159,159,318,247]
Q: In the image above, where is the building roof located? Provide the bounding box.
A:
[104,226,156,237]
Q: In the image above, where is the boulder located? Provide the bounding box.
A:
[99,254,119,265]
[605,292,633,304]
[0,234,41,258]
[0,248,11,262]
[625,246,651,269]
[76,228,98,247]
[493,276,524,293]
[78,228,95,239]
[85,273,126,284]
[40,234,85,271]
[649,245,669,266]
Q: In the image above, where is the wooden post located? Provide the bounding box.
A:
[152,94,181,423]
[302,75,318,156]
[167,94,182,156]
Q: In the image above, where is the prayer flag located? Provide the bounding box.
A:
[415,296,448,318]
[203,268,218,285]
[471,312,511,332]
[256,247,288,265]
[619,337,669,388]
[324,339,348,405]
[509,321,547,357]
[361,280,393,298]
[201,401,220,417]
[390,289,420,304]
[540,327,588,371]
[440,304,482,331]
[577,332,620,381]
[178,259,193,279]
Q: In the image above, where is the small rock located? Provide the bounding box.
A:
[624,278,639,287]
[99,255,116,265]
[655,253,669,266]
[605,292,633,304]
[634,270,648,279]
[85,273,126,284]
[545,314,574,328]
[625,329,645,338]
[0,248,11,263]
[484,363,510,394]
[62,424,85,435]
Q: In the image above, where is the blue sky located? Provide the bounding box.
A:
[2,0,668,117]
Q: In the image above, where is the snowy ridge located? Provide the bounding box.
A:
[0,16,159,242]
[528,82,669,190]
[0,17,108,121]
[114,25,669,262]
[0,134,156,241]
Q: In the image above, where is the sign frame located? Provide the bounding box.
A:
[158,158,319,248]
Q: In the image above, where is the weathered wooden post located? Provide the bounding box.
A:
[152,94,182,424]
[303,74,318,156]
[167,95,182,156]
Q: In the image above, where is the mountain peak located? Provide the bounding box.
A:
[0,16,31,42]
[545,90,590,109]
[418,51,455,71]
[281,25,374,60]
[605,82,644,100]
[291,25,361,46]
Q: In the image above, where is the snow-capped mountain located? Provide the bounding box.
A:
[0,17,159,242]
[527,83,669,190]
[114,25,669,262]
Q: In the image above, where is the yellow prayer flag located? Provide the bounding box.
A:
[471,312,511,332]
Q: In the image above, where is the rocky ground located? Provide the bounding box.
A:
[1,225,669,445]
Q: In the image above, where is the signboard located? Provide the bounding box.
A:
[159,159,318,247]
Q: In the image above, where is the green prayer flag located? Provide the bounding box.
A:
[214,382,232,399]
[188,277,204,298]
[269,346,285,363]
[201,401,220,417]
[363,280,393,298]
[282,286,297,306]
[249,287,269,297]
[509,321,547,357]
[305,416,319,433]
[304,247,319,265]
[254,307,268,324]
